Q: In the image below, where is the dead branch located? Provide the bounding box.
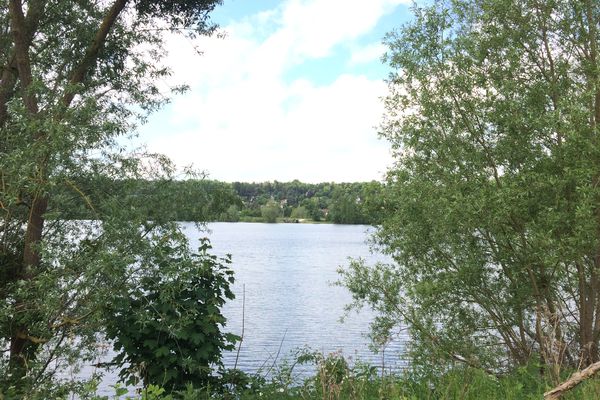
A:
[544,360,600,399]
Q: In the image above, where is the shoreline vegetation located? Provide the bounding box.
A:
[53,179,385,225]
[234,216,333,224]
[90,350,600,400]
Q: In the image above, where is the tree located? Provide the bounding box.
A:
[0,0,229,396]
[300,197,323,221]
[261,199,280,223]
[340,0,600,382]
[221,204,241,222]
[290,206,309,220]
[329,185,365,224]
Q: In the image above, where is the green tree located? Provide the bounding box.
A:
[0,0,229,396]
[359,181,385,224]
[260,199,280,223]
[290,206,309,219]
[221,204,241,222]
[329,195,360,224]
[340,0,600,381]
[329,185,365,224]
[300,197,323,221]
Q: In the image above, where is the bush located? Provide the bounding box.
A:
[104,238,238,393]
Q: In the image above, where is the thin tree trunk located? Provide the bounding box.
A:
[6,0,129,378]
[7,0,42,375]
[61,0,128,109]
[585,0,600,367]
[0,0,45,126]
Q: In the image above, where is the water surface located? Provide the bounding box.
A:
[182,222,407,376]
[88,222,407,394]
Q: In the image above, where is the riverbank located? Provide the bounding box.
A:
[236,216,331,224]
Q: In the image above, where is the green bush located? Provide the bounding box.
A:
[104,238,238,393]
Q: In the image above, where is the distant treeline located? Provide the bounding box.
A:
[53,178,384,224]
[230,180,384,224]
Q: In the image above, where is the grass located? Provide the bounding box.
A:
[223,366,600,400]
[93,351,600,399]
[220,353,600,400]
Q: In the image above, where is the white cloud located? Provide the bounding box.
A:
[277,0,403,61]
[150,74,391,182]
[139,0,404,182]
[349,42,387,65]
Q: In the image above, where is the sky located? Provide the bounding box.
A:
[136,0,413,183]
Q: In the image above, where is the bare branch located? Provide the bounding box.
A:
[544,361,600,399]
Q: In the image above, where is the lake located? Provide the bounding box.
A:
[89,222,407,394]
[182,222,407,378]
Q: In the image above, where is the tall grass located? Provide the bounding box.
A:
[92,351,600,399]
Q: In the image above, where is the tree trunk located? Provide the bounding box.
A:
[5,0,129,379]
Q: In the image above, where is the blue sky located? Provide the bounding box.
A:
[138,0,413,183]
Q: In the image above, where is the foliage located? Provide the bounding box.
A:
[74,351,600,399]
[0,0,228,397]
[52,178,241,222]
[232,180,384,224]
[104,238,238,391]
[220,205,241,222]
[290,206,308,220]
[120,353,600,400]
[340,0,600,384]
[260,199,281,223]
[51,178,383,224]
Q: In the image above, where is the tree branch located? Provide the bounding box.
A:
[544,361,600,399]
[61,0,128,109]
[7,0,44,115]
[0,0,45,125]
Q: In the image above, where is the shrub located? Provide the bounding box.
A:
[104,238,238,392]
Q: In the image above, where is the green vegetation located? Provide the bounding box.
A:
[51,178,242,222]
[217,361,600,400]
[104,239,238,391]
[338,0,600,397]
[232,180,383,224]
[260,199,281,223]
[82,351,600,399]
[53,179,385,224]
[0,1,236,398]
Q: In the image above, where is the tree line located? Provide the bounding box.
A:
[53,178,385,225]
[228,180,384,224]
